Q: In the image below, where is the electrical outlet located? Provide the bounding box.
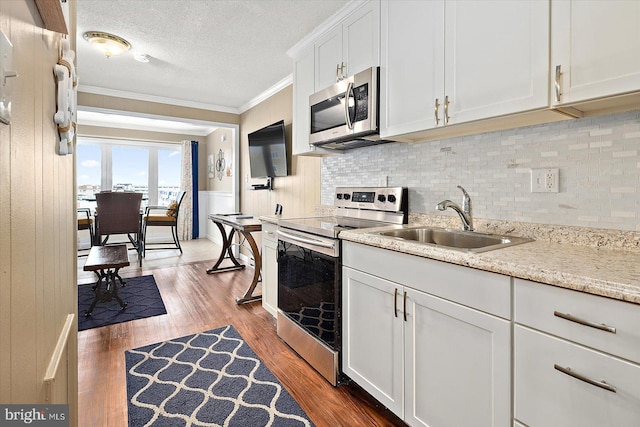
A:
[545,168,559,192]
[531,168,559,193]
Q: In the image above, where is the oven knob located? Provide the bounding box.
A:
[337,193,343,200]
[377,194,386,203]
[388,194,397,203]
[343,193,351,200]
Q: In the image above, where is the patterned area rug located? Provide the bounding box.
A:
[125,325,314,427]
[78,275,167,331]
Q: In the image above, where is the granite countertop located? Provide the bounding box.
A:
[259,207,640,304]
[259,214,320,224]
[340,224,640,305]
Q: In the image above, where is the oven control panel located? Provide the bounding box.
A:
[335,187,406,212]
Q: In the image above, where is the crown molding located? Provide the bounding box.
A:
[77,109,219,136]
[238,73,293,114]
[79,73,294,117]
[286,0,367,58]
[77,85,240,114]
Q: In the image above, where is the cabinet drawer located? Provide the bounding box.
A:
[343,241,511,319]
[515,326,640,427]
[261,221,278,241]
[515,278,640,363]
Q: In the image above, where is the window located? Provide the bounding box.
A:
[158,147,182,205]
[77,143,102,207]
[76,138,182,208]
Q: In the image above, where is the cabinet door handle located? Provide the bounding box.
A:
[554,364,617,393]
[553,311,616,334]
[393,288,398,318]
[444,95,450,124]
[554,65,562,102]
[434,98,441,126]
[403,291,407,322]
[336,62,346,81]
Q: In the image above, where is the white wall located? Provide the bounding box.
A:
[322,110,640,231]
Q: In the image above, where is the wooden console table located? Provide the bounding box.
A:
[206,214,262,305]
[82,244,130,316]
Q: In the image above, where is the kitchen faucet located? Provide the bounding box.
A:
[436,185,474,231]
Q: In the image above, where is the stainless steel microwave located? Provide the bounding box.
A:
[309,66,388,150]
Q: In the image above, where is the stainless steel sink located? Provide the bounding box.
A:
[376,227,533,253]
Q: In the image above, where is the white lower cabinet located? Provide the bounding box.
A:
[342,246,640,427]
[404,286,510,427]
[514,278,640,427]
[260,221,278,317]
[342,242,511,427]
[342,268,404,415]
[515,326,640,427]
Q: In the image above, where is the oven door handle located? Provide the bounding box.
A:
[277,230,335,249]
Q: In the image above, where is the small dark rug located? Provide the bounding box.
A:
[125,325,314,427]
[78,275,167,331]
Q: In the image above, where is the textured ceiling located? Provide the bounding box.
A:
[76,0,349,113]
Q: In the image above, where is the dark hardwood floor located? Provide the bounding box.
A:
[77,260,406,426]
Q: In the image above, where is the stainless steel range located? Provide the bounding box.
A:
[276,187,408,385]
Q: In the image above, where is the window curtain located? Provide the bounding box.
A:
[191,141,199,239]
[179,140,199,240]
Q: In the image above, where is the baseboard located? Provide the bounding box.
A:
[239,252,255,268]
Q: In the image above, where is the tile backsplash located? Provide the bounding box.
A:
[322,110,640,231]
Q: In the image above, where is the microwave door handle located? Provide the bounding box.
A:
[343,81,354,130]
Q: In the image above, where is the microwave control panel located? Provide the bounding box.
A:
[353,84,369,122]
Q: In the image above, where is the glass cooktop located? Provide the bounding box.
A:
[278,216,391,239]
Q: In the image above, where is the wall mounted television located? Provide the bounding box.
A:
[248,120,288,178]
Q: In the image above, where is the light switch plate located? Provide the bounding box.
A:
[0,30,15,125]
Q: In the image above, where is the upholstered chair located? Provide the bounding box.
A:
[77,207,95,255]
[141,191,186,257]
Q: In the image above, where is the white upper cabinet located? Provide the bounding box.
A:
[381,0,550,138]
[292,0,640,150]
[342,3,380,83]
[290,0,380,155]
[315,29,344,91]
[292,48,317,156]
[551,0,640,106]
[315,0,380,91]
[380,0,444,137]
[444,0,550,124]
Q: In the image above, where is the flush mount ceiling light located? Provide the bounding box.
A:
[83,31,131,58]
